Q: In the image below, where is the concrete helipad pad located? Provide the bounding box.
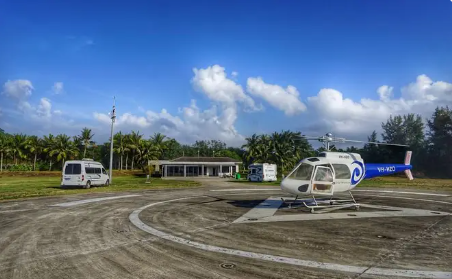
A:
[132,191,452,278]
[232,197,451,224]
[1,185,452,279]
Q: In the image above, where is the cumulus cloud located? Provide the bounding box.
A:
[2,70,452,147]
[36,98,52,118]
[0,79,75,135]
[2,79,35,115]
[191,65,259,111]
[94,99,245,146]
[52,82,64,94]
[246,77,307,116]
[401,74,452,102]
[377,85,393,102]
[1,80,33,101]
[306,74,452,138]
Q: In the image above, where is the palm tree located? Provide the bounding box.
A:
[11,134,27,165]
[0,133,11,172]
[24,135,43,171]
[150,132,168,159]
[124,133,131,169]
[49,134,79,167]
[43,134,56,170]
[136,139,159,173]
[241,130,315,177]
[241,134,260,164]
[114,131,128,170]
[89,140,97,159]
[72,135,83,158]
[127,130,143,170]
[80,128,94,158]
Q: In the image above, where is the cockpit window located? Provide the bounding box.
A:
[332,164,351,179]
[288,163,314,180]
[314,167,334,182]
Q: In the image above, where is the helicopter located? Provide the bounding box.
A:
[280,133,413,213]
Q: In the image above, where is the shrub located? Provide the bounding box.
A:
[8,164,33,171]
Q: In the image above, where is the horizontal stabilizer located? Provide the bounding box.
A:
[404,169,414,180]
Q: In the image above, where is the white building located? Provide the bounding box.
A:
[150,157,242,177]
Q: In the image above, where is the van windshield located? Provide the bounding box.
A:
[288,163,313,180]
[65,164,81,175]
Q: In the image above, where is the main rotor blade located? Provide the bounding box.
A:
[343,139,409,147]
[300,135,322,140]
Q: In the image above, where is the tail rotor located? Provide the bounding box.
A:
[403,151,414,180]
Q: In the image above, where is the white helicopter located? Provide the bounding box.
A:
[280,133,413,213]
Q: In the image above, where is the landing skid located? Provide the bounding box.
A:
[281,191,360,213]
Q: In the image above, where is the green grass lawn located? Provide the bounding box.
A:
[228,176,452,191]
[1,173,451,202]
[0,175,201,201]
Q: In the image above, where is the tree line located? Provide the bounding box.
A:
[0,106,451,178]
[241,106,452,178]
[0,128,243,173]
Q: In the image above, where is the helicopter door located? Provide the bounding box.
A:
[311,166,334,195]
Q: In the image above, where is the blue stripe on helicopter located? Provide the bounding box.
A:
[363,163,412,179]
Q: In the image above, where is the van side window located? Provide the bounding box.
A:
[65,164,81,175]
[332,164,351,179]
[95,168,101,174]
[102,168,107,175]
[86,167,94,174]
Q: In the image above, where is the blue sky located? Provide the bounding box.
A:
[1,0,452,147]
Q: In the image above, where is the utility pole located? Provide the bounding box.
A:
[109,97,116,184]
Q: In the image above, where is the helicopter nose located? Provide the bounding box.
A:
[280,178,298,195]
[281,177,312,195]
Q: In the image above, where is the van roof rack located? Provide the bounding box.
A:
[82,158,94,161]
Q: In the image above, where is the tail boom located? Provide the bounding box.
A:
[364,163,412,179]
[364,151,413,180]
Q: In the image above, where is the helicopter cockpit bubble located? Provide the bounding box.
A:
[281,158,337,196]
[288,162,314,180]
[280,162,315,195]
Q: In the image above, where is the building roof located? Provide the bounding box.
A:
[171,156,241,163]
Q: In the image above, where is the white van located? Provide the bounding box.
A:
[247,163,277,182]
[61,159,110,188]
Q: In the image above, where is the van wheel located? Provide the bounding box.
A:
[85,181,91,189]
[104,180,109,187]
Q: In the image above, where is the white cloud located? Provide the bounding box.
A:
[2,70,452,147]
[0,79,75,135]
[36,98,52,118]
[1,80,33,100]
[94,99,245,146]
[306,74,452,138]
[401,74,452,102]
[52,82,64,94]
[231,71,238,77]
[191,65,259,111]
[93,112,112,125]
[246,77,307,116]
[377,85,393,102]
